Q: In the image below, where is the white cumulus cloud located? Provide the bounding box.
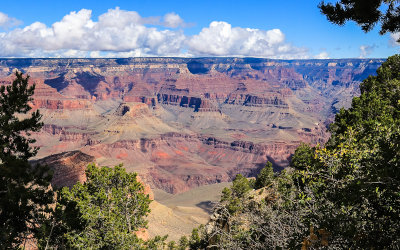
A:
[0,8,185,57]
[187,21,308,59]
[0,9,309,58]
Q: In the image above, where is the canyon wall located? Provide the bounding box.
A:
[0,57,383,193]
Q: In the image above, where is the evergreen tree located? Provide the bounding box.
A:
[319,0,400,40]
[254,162,274,189]
[220,174,252,214]
[290,143,317,171]
[301,55,400,248]
[43,164,152,249]
[230,174,252,198]
[0,71,53,247]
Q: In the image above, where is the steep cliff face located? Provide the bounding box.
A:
[0,57,383,193]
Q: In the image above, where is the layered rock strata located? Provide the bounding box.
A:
[0,57,383,193]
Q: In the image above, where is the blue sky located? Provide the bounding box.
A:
[0,0,398,58]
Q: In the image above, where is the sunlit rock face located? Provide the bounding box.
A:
[0,57,383,193]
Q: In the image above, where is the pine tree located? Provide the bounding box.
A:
[0,71,53,247]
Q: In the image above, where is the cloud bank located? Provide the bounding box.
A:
[0,8,311,58]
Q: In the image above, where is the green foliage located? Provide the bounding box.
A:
[188,169,307,249]
[0,72,43,161]
[42,163,152,249]
[220,174,252,214]
[299,55,400,248]
[189,227,205,249]
[231,174,252,198]
[167,240,176,250]
[178,235,189,249]
[329,55,400,144]
[254,162,274,189]
[143,235,168,249]
[319,0,400,37]
[220,187,232,202]
[0,71,53,247]
[312,3,400,245]
[290,143,318,171]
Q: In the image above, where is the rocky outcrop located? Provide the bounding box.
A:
[31,99,91,110]
[157,93,220,112]
[225,93,289,108]
[41,124,98,145]
[32,150,95,188]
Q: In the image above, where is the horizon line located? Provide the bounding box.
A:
[0,57,387,60]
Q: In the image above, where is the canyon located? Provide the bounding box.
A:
[0,57,383,194]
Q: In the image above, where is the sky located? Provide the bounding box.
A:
[0,0,399,59]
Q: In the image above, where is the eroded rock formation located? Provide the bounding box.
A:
[0,57,383,193]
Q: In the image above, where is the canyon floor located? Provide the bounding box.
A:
[149,182,230,241]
